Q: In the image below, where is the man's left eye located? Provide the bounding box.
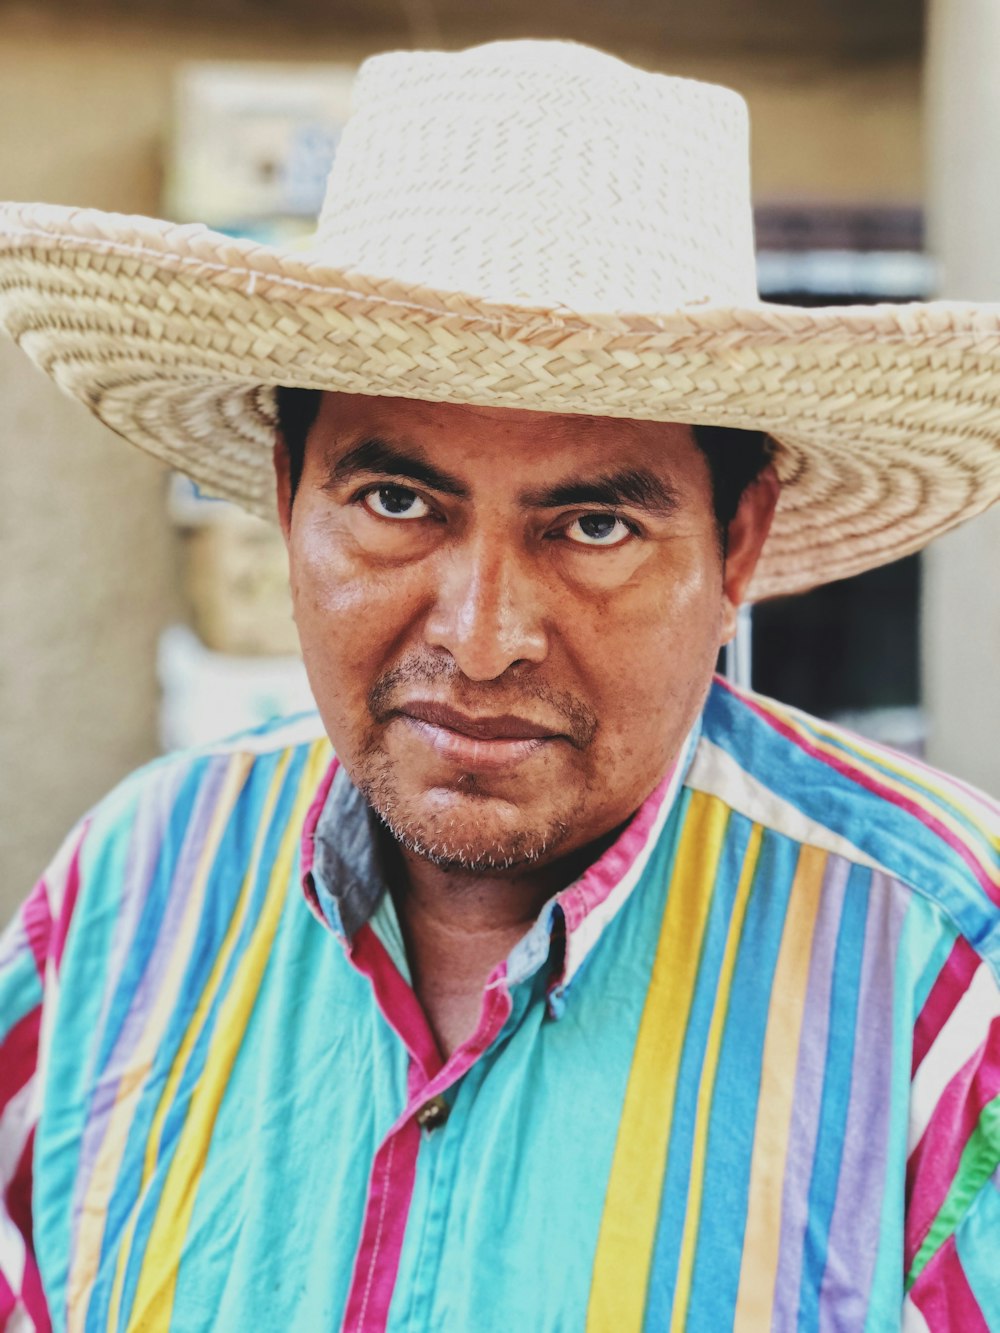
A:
[565,513,633,547]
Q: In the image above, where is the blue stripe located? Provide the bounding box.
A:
[113,746,309,1328]
[796,862,871,1333]
[703,683,994,959]
[643,805,751,1328]
[686,828,800,1328]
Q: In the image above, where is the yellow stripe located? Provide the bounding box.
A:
[732,843,827,1331]
[586,792,730,1333]
[106,748,293,1328]
[669,822,763,1331]
[755,696,1000,866]
[125,741,328,1331]
[67,753,254,1333]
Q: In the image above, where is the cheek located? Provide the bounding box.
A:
[576,551,724,748]
[288,521,422,721]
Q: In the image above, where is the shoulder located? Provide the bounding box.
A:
[687,677,1000,972]
[53,711,333,925]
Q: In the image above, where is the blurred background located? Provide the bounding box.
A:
[2,0,998,916]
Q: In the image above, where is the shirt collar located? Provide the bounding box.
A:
[300,715,702,999]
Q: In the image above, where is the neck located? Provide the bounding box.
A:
[389,831,620,1060]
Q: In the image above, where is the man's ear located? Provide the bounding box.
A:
[720,464,780,644]
[274,436,293,545]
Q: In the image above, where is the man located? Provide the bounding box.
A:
[1,39,998,1333]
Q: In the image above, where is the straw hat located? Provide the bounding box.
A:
[1,39,999,600]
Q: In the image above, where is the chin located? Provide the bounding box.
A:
[366,782,573,873]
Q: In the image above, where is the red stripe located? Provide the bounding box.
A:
[905,1020,1000,1269]
[4,1127,35,1250]
[910,1233,990,1331]
[51,824,88,971]
[20,882,53,980]
[913,939,981,1076]
[733,687,1000,907]
[0,1007,41,1121]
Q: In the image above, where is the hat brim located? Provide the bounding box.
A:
[2,202,1000,601]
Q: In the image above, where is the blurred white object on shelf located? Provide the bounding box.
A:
[158,625,316,752]
[166,61,356,236]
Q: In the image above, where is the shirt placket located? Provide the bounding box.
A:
[338,917,515,1333]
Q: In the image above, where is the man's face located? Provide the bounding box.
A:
[276,392,775,872]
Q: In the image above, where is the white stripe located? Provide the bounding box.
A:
[686,737,889,873]
[0,1078,37,1192]
[908,962,1000,1154]
[0,1207,27,1300]
[902,1294,932,1333]
[564,724,698,985]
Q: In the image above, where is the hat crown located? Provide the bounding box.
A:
[311,40,758,312]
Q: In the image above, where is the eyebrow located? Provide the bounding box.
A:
[521,467,681,516]
[326,438,470,498]
[327,439,680,517]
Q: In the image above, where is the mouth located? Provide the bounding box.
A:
[391,700,565,772]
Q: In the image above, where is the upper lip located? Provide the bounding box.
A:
[397,700,563,741]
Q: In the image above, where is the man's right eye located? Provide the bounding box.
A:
[362,485,431,520]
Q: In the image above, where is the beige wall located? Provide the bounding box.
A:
[0,9,923,919]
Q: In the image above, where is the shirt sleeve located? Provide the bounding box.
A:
[0,822,88,1333]
[904,941,1000,1331]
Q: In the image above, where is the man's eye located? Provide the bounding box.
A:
[362,485,431,520]
[565,513,633,547]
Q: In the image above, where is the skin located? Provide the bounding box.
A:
[275,391,779,1056]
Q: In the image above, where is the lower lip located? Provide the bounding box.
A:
[399,717,554,772]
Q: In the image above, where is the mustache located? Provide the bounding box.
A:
[367,656,599,749]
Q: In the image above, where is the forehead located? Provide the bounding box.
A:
[311,391,704,481]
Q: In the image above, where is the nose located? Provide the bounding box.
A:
[424,535,549,681]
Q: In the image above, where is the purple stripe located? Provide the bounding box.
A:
[817,872,908,1331]
[770,854,851,1327]
[68,757,233,1255]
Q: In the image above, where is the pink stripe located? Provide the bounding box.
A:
[905,1020,1000,1268]
[734,687,1000,907]
[913,937,981,1075]
[0,1008,41,1120]
[51,823,89,971]
[20,882,53,980]
[351,922,441,1079]
[557,766,674,934]
[340,925,516,1330]
[911,1234,990,1332]
[341,1120,421,1333]
[298,755,339,884]
[20,1251,51,1333]
[0,1269,16,1326]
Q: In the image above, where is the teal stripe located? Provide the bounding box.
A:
[642,808,752,1327]
[113,747,304,1331]
[34,780,141,1331]
[796,862,872,1332]
[685,829,800,1328]
[863,897,937,1332]
[955,1167,1000,1326]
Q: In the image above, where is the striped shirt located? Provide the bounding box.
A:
[2,678,999,1331]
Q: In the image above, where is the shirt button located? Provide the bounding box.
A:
[415,1095,450,1131]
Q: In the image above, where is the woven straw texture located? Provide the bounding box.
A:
[1,40,1000,600]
